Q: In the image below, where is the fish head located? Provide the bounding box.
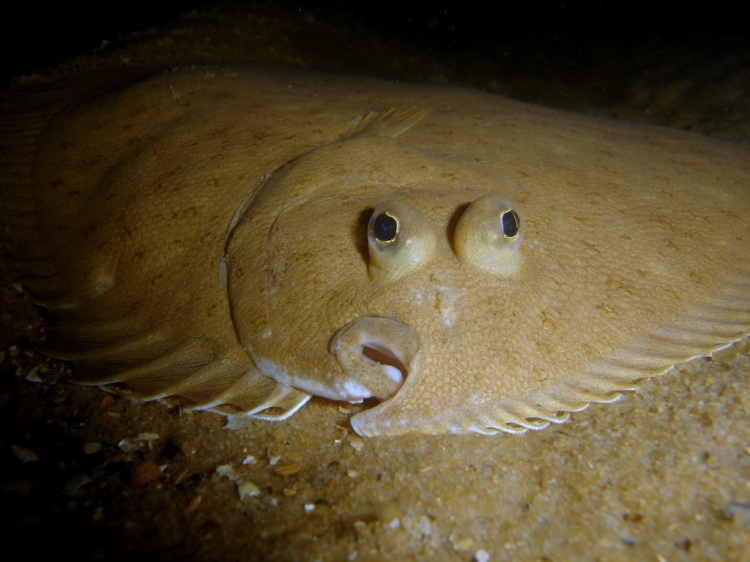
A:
[226,135,532,435]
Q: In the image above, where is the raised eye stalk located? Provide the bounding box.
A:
[367,200,437,282]
[454,194,524,276]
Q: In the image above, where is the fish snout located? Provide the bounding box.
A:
[330,318,419,401]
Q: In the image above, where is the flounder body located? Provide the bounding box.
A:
[1,65,749,436]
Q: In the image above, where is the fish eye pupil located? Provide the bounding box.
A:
[373,212,398,242]
[501,209,520,238]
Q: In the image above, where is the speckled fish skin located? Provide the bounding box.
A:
[2,64,749,436]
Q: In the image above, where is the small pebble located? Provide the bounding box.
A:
[349,436,364,451]
[217,465,260,500]
[242,455,257,465]
[268,447,281,466]
[185,495,202,513]
[25,365,42,383]
[11,445,39,463]
[304,503,315,513]
[131,461,163,487]
[474,549,490,562]
[452,536,474,551]
[65,473,93,490]
[216,464,240,481]
[118,439,141,453]
[135,432,160,442]
[274,463,301,476]
[135,433,160,451]
[236,480,260,500]
[84,442,102,455]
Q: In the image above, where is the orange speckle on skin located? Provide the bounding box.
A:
[596,304,617,317]
[79,154,102,170]
[606,277,636,294]
[82,223,97,240]
[685,210,710,222]
[131,250,147,262]
[650,214,674,229]
[582,241,600,253]
[120,226,136,241]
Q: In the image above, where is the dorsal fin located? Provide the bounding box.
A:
[341,106,427,140]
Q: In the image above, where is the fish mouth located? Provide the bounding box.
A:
[330,318,419,401]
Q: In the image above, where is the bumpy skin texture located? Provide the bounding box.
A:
[2,64,750,435]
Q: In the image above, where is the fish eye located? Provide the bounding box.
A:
[373,212,399,243]
[501,208,520,239]
[454,194,524,276]
[367,201,436,282]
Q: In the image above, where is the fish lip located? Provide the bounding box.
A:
[329,317,419,402]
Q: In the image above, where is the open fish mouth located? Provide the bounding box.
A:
[330,318,419,401]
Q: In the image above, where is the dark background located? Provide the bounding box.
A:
[2,0,747,85]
